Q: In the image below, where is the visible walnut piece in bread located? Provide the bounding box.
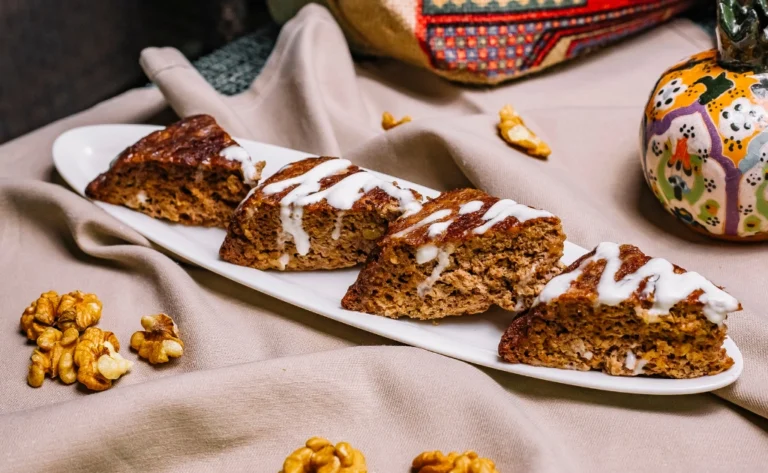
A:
[499,242,741,378]
[220,156,422,271]
[342,188,565,320]
[85,115,265,228]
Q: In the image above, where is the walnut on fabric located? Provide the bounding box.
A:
[130,314,184,364]
[381,111,412,130]
[280,437,367,473]
[74,328,132,391]
[412,450,500,473]
[20,290,102,341]
[27,327,79,387]
[497,105,551,159]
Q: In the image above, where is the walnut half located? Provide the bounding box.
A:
[130,314,184,364]
[20,290,102,341]
[497,104,551,159]
[281,437,367,473]
[412,450,499,473]
[74,328,132,391]
[57,290,102,332]
[27,327,79,387]
[20,291,60,341]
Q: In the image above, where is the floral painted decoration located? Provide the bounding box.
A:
[641,0,768,240]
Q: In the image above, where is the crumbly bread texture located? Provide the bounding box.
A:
[499,243,741,378]
[219,156,422,271]
[85,115,264,228]
[342,188,565,320]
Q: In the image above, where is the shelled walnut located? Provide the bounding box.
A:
[281,437,367,473]
[27,327,79,387]
[57,291,102,332]
[497,104,551,159]
[130,314,184,364]
[412,450,499,473]
[381,111,412,130]
[20,291,61,340]
[20,290,102,340]
[74,328,132,391]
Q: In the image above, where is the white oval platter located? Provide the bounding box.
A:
[52,124,743,395]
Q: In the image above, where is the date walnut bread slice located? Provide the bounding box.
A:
[342,188,565,320]
[85,114,264,228]
[498,242,741,378]
[219,156,422,270]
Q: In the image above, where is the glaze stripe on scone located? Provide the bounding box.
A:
[342,188,565,320]
[219,156,422,271]
[499,242,741,378]
[85,115,265,228]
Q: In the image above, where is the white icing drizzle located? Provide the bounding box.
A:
[459,200,484,215]
[220,145,260,185]
[537,242,740,325]
[261,159,422,257]
[474,199,553,234]
[416,244,439,264]
[332,211,345,241]
[136,191,148,204]
[392,209,452,238]
[427,220,453,238]
[417,247,453,298]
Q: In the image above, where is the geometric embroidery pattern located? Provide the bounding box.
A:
[418,0,695,81]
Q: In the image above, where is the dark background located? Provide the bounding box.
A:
[0,0,271,144]
[0,0,714,144]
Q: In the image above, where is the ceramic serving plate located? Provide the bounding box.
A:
[52,124,743,395]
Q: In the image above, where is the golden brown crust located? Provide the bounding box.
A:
[85,115,263,228]
[89,115,241,182]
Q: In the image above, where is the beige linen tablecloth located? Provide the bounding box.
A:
[1,5,767,472]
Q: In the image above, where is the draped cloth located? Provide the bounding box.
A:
[1,6,766,472]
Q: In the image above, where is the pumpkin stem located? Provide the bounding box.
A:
[718,0,768,71]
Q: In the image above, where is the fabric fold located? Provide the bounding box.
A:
[2,4,768,472]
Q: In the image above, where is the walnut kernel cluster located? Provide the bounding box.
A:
[281,437,367,473]
[412,450,500,473]
[130,314,184,364]
[20,290,101,341]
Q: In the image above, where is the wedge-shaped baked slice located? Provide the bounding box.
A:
[499,242,741,378]
[85,114,264,228]
[342,188,565,320]
[219,156,422,270]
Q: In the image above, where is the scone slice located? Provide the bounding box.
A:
[85,114,264,228]
[498,242,741,378]
[342,188,565,320]
[219,157,422,271]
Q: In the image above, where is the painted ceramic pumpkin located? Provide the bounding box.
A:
[641,0,768,241]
